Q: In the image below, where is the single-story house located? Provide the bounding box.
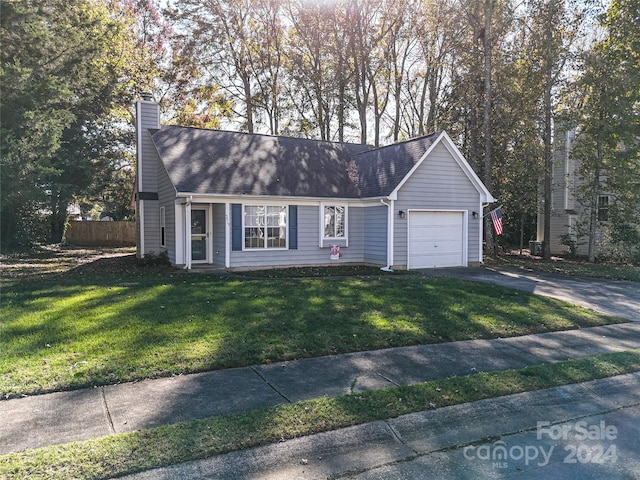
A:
[135,97,496,270]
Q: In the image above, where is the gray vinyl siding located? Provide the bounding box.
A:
[394,143,481,267]
[548,132,572,254]
[363,205,387,265]
[229,205,366,268]
[137,101,163,257]
[158,161,177,263]
[140,144,173,258]
[212,203,226,267]
[138,103,160,194]
[142,200,161,255]
[348,207,365,262]
[547,131,609,256]
[549,218,571,254]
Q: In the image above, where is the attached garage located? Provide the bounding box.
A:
[407,211,467,269]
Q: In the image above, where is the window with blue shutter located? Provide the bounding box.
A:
[289,205,298,249]
[231,204,242,251]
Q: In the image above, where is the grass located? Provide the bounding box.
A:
[236,264,413,278]
[2,349,639,480]
[0,257,625,397]
[486,252,640,282]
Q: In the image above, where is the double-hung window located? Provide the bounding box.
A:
[323,205,346,239]
[597,195,610,222]
[244,205,287,249]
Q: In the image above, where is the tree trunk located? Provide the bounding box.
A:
[587,144,602,262]
[393,63,402,141]
[542,1,554,260]
[338,82,346,143]
[483,0,493,191]
[242,74,254,133]
[542,85,552,260]
[371,72,381,147]
[483,0,494,253]
[50,192,67,243]
[418,72,429,136]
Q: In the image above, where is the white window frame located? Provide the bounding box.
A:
[242,204,288,250]
[160,206,166,247]
[320,204,348,247]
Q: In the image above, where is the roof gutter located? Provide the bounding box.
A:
[380,198,394,272]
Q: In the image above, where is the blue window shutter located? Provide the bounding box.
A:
[289,205,298,249]
[231,204,242,251]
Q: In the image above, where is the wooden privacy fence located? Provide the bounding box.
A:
[65,221,136,247]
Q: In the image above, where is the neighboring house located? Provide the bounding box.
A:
[135,97,495,270]
[536,129,612,256]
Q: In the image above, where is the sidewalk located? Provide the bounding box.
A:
[121,372,640,479]
[2,323,640,457]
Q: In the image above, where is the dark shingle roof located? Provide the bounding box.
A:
[150,126,442,199]
[151,126,373,198]
[353,132,441,197]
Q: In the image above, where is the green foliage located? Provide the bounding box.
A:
[559,233,579,257]
[566,0,640,262]
[0,0,135,247]
[1,0,635,257]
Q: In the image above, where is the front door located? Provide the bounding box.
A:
[191,208,208,262]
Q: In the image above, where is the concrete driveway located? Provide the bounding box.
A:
[420,267,640,322]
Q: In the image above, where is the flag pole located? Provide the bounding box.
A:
[483,205,503,218]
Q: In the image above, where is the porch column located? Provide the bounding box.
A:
[185,201,192,270]
[225,202,231,268]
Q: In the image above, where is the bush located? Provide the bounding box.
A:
[136,251,170,268]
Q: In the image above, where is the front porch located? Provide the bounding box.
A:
[175,201,228,270]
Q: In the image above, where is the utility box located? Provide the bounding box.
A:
[529,241,544,256]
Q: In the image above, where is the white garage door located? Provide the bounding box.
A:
[408,211,465,269]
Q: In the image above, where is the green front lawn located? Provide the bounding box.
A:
[2,349,639,480]
[0,260,625,397]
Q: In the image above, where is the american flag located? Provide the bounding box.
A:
[490,206,503,235]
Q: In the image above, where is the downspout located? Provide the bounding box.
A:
[184,196,193,270]
[139,201,145,258]
[225,202,231,268]
[380,198,394,272]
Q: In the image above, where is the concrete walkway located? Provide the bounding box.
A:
[420,266,640,322]
[2,323,640,457]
